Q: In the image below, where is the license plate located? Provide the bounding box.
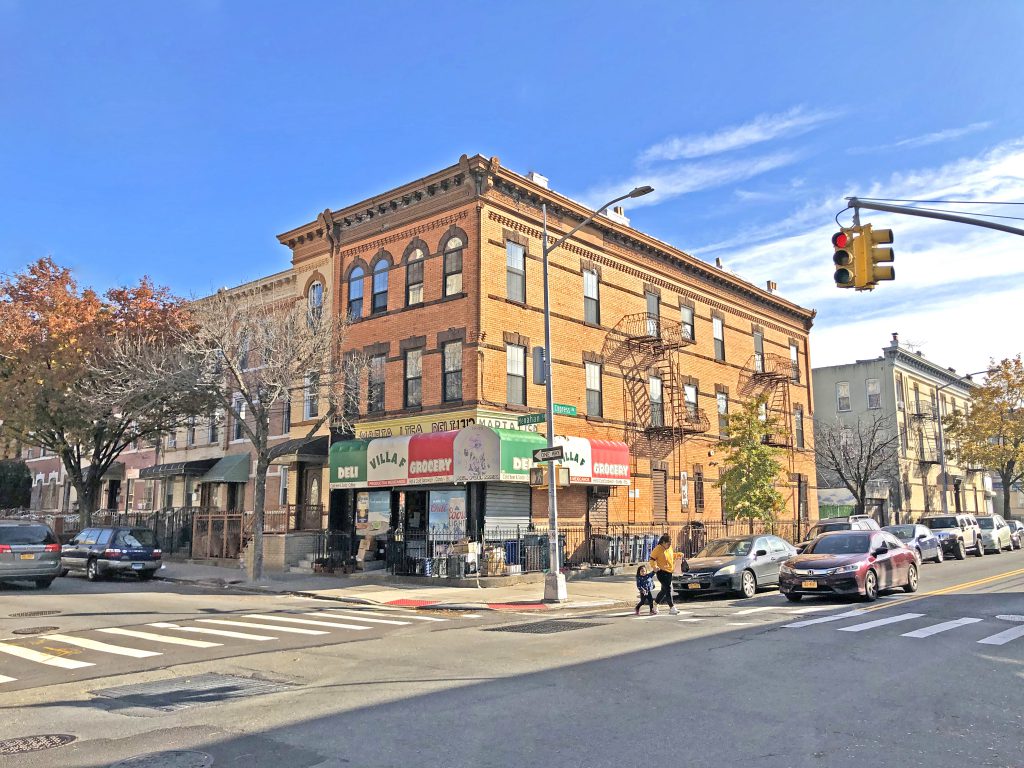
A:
[687,582,702,590]
[801,580,818,589]
[131,563,145,570]
[19,553,34,560]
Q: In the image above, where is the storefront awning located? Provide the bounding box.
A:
[269,435,329,465]
[199,453,250,484]
[329,426,630,489]
[139,458,218,479]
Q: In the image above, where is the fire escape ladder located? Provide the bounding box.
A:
[911,406,940,464]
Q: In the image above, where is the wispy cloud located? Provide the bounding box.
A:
[849,122,991,155]
[639,106,839,164]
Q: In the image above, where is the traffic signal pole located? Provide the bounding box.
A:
[847,198,1024,238]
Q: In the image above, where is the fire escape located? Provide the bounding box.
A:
[603,312,709,521]
[739,353,794,449]
[911,404,940,465]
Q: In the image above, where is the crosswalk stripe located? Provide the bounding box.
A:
[243,614,370,631]
[978,625,1024,646]
[901,618,983,638]
[40,634,161,658]
[0,674,16,683]
[732,607,778,616]
[97,628,222,649]
[148,622,275,641]
[0,641,94,669]
[195,619,327,635]
[678,618,704,623]
[315,611,412,626]
[786,605,843,614]
[323,608,447,623]
[837,613,924,633]
[784,609,865,628]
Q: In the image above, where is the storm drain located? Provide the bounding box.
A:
[10,610,60,618]
[12,626,59,635]
[92,673,293,712]
[0,734,77,755]
[485,620,605,634]
[109,750,214,768]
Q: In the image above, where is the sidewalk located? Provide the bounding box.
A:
[157,560,639,611]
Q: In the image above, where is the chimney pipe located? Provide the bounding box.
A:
[766,280,777,294]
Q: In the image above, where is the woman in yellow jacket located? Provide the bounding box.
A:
[648,534,680,615]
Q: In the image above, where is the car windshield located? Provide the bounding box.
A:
[977,517,995,530]
[113,529,158,547]
[922,517,958,530]
[885,525,916,540]
[806,522,850,539]
[805,534,871,555]
[0,525,58,545]
[696,539,752,558]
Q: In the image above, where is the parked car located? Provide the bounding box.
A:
[920,513,984,559]
[779,530,918,602]
[795,517,881,552]
[977,515,1014,554]
[674,534,797,599]
[882,524,944,564]
[0,520,62,589]
[61,527,162,581]
[1007,520,1024,550]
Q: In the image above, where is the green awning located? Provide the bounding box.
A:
[494,428,547,482]
[329,439,370,489]
[199,453,251,484]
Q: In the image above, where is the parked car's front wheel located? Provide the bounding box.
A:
[862,570,879,602]
[932,547,944,564]
[955,540,966,560]
[86,558,101,581]
[975,541,986,557]
[904,564,919,593]
[738,570,757,599]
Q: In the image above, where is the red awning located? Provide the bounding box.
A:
[407,431,458,484]
[589,439,631,486]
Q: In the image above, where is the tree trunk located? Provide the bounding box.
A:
[249,453,269,582]
[1001,469,1013,520]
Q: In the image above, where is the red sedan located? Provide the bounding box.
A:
[779,530,919,602]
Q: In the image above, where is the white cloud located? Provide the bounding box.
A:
[849,122,992,155]
[639,106,839,164]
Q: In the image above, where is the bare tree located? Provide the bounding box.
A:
[814,414,902,518]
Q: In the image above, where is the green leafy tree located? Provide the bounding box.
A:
[0,459,31,509]
[944,356,1024,520]
[715,394,786,524]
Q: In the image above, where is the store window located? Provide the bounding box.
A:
[428,489,468,539]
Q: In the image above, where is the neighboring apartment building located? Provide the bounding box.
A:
[812,333,994,523]
[275,154,818,550]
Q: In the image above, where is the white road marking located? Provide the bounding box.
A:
[195,619,327,635]
[40,634,161,658]
[313,611,411,626]
[995,615,1024,622]
[148,622,275,641]
[837,613,924,633]
[461,614,482,619]
[901,618,983,638]
[323,608,447,622]
[786,605,843,614]
[732,606,779,616]
[727,622,754,626]
[243,614,369,631]
[97,627,221,648]
[784,609,866,629]
[677,618,704,623]
[605,611,639,617]
[0,674,16,683]
[978,625,1024,646]
[0,641,94,669]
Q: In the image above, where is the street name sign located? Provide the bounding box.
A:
[517,413,547,426]
[553,404,577,417]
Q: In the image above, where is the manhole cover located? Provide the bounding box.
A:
[93,673,293,712]
[12,626,59,635]
[10,610,60,618]
[485,620,605,634]
[0,734,77,754]
[109,750,214,768]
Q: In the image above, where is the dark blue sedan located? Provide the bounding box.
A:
[883,524,944,564]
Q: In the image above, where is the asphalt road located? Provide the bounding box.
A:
[3,551,1024,768]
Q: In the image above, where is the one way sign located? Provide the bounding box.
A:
[532,445,564,463]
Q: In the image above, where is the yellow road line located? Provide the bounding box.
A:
[862,566,1024,613]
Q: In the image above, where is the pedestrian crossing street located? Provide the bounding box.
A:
[0,606,457,685]
[588,600,1024,648]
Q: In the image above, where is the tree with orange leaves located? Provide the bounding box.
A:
[0,258,210,524]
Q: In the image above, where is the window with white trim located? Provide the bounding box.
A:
[304,373,319,419]
[650,376,664,428]
[717,392,729,436]
[506,241,526,303]
[836,381,851,412]
[680,304,694,341]
[233,397,245,440]
[404,349,422,408]
[406,247,424,306]
[585,361,602,417]
[372,260,389,314]
[443,342,463,403]
[307,281,323,325]
[866,378,881,410]
[583,269,600,325]
[443,236,463,297]
[506,344,526,406]
[713,315,725,361]
[347,267,364,320]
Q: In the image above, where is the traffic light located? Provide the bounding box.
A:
[853,224,895,290]
[832,229,856,288]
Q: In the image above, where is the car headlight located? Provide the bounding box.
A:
[715,564,737,576]
[779,564,795,575]
[833,562,864,574]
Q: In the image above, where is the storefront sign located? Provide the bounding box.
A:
[367,437,409,487]
[590,439,631,486]
[554,436,593,483]
[354,409,538,439]
[452,425,500,482]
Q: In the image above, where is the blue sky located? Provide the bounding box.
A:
[2,1,1023,374]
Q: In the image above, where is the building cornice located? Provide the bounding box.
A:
[887,347,978,393]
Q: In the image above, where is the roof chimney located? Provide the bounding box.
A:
[890,332,899,348]
[715,258,724,269]
[766,280,777,294]
[601,205,630,226]
[526,171,549,189]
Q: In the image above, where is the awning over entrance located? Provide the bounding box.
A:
[199,453,250,484]
[139,458,218,480]
[329,426,629,489]
[268,435,329,465]
[84,461,125,482]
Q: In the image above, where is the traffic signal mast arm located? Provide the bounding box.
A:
[848,198,1024,238]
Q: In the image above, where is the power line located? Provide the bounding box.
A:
[887,204,1024,224]
[857,196,1024,206]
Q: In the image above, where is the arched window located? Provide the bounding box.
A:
[372,259,389,314]
[443,236,463,297]
[348,267,365,320]
[307,281,323,325]
[406,246,425,306]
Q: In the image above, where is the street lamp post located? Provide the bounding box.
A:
[541,185,653,602]
[936,369,994,515]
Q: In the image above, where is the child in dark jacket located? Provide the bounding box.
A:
[635,565,656,616]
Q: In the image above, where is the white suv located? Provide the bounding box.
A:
[920,513,984,560]
[977,515,1014,554]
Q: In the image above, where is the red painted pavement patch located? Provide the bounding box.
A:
[386,599,441,607]
[486,602,549,611]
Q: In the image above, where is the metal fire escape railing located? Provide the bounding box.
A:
[910,405,941,464]
[740,353,793,449]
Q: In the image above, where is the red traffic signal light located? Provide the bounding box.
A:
[832,230,855,288]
